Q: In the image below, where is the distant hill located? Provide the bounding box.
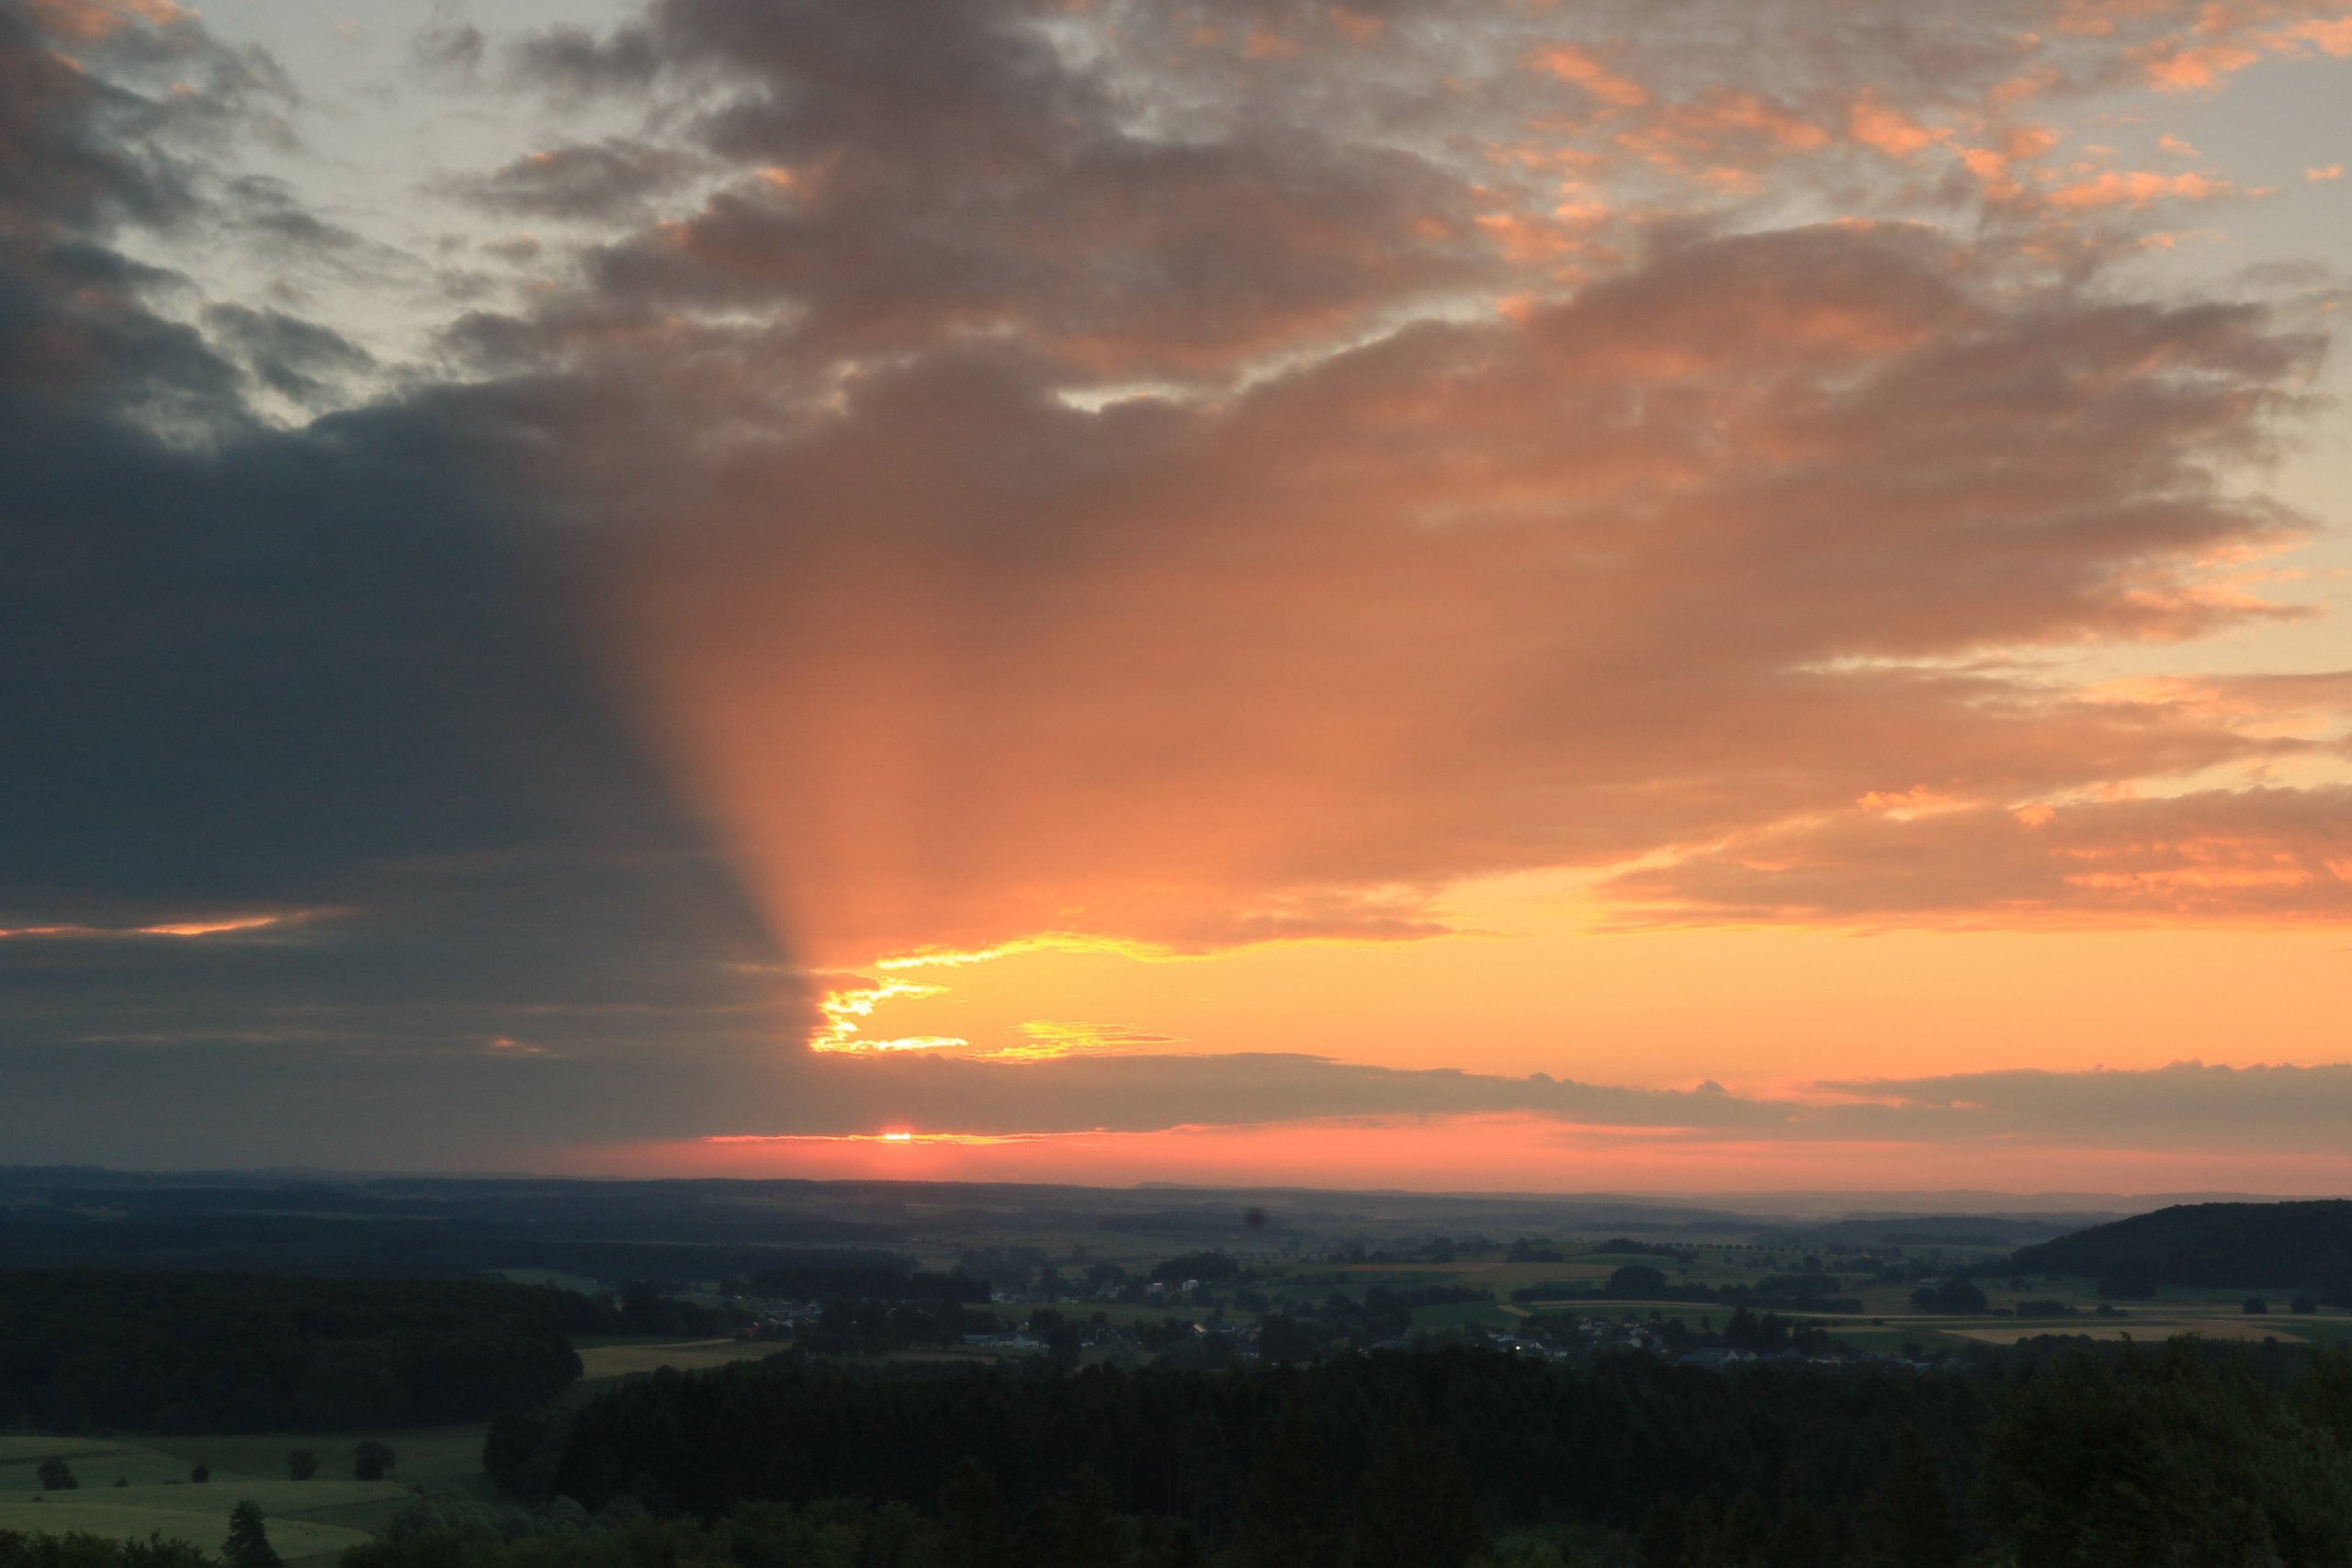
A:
[1759,1213,2099,1249]
[2009,1201,2352,1299]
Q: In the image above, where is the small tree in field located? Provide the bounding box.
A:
[223,1500,285,1568]
[191,1463,210,1483]
[288,1449,318,1481]
[353,1440,397,1481]
[37,1457,76,1491]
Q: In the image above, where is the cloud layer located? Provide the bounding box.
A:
[1,0,2347,1171]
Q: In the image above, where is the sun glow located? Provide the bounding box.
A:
[808,935,1193,1057]
[806,977,970,1054]
[703,1130,1050,1145]
[872,933,1178,971]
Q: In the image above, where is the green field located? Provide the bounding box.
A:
[0,1466,407,1562]
[0,1426,494,1564]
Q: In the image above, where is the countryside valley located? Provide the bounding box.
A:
[6,1171,2352,1566]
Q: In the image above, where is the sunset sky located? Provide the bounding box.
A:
[4,0,2349,1191]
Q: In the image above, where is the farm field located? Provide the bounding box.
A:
[0,1451,417,1563]
[141,1425,494,1500]
[574,1338,775,1379]
[1,1424,499,1565]
[0,1435,198,1489]
[0,1495,373,1562]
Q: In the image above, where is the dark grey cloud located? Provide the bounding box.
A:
[471,0,1487,381]
[773,1052,1779,1139]
[0,0,799,1168]
[1811,1062,2352,1148]
[4,0,2347,1177]
[688,1053,2352,1168]
[202,302,375,403]
[435,139,702,221]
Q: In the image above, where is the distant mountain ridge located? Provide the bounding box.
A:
[2009,1200,2352,1299]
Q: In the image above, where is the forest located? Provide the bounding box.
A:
[2009,1201,2352,1300]
[458,1337,2352,1566]
[0,1272,581,1434]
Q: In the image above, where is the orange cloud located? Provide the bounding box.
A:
[2265,15,2352,56]
[1523,44,1648,108]
[0,913,296,940]
[594,220,2330,976]
[2044,167,2237,206]
[1847,93,1949,158]
[24,0,184,40]
[1604,787,2352,928]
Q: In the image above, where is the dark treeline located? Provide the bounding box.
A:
[2009,1200,2352,1301]
[493,1348,1997,1539]
[0,1213,905,1285]
[0,1271,580,1434]
[1510,1265,1862,1314]
[730,1260,988,1303]
[0,1535,213,1568]
[1255,1284,1495,1356]
[457,1338,2352,1566]
[0,1174,910,1281]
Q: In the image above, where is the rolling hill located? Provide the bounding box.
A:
[2009,1201,2352,1299]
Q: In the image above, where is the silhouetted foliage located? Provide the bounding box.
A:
[1909,1277,1990,1314]
[492,1347,2004,1556]
[0,1271,581,1433]
[0,1532,216,1568]
[220,1504,280,1568]
[1980,1342,2352,1567]
[1232,1410,1342,1568]
[2012,1201,2352,1303]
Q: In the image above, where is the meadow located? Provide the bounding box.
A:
[0,1427,493,1565]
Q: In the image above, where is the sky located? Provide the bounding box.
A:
[3,0,2349,1192]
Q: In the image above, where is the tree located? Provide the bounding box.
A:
[937,1457,1007,1568]
[1350,1405,1483,1568]
[1018,1468,1119,1568]
[354,1441,397,1481]
[2244,1296,2268,1314]
[294,1341,401,1428]
[287,1450,319,1482]
[1982,1345,2352,1567]
[190,1464,210,1483]
[1909,1277,1989,1314]
[223,1500,285,1568]
[1865,1426,1959,1567]
[1634,1495,1689,1568]
[1605,1265,1669,1299]
[1233,1410,1343,1568]
[36,1458,76,1491]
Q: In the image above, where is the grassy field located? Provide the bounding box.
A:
[0,1494,374,1562]
[0,1436,197,1489]
[0,1425,496,1564]
[0,1458,414,1562]
[573,1338,774,1379]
